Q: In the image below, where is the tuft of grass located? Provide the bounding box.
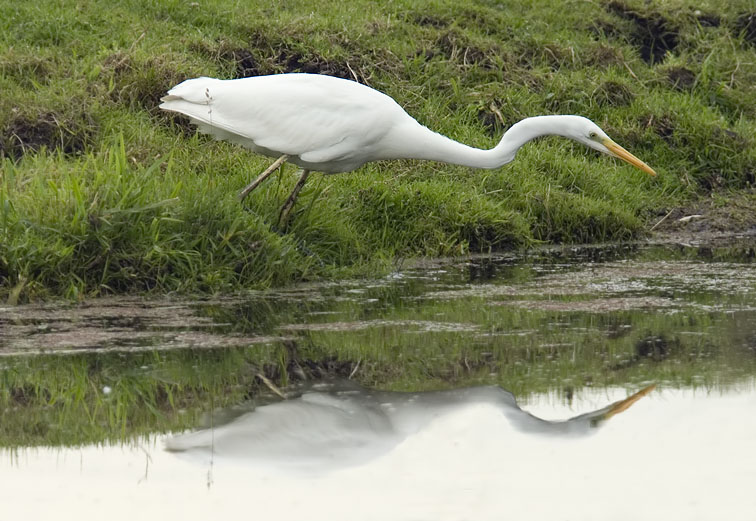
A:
[0,136,319,298]
[1,0,756,299]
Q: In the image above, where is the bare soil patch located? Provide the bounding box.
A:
[605,1,679,64]
[649,191,756,242]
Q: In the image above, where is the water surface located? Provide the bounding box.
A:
[2,238,755,519]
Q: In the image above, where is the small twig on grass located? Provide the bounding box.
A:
[348,360,361,379]
[489,102,506,127]
[622,60,639,80]
[346,61,360,83]
[256,372,286,399]
[113,32,146,69]
[650,208,675,231]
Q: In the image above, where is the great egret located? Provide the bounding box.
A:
[166,381,655,469]
[160,73,656,226]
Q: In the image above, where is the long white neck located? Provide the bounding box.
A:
[386,115,587,169]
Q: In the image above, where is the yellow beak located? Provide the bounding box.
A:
[601,384,656,421]
[604,139,656,176]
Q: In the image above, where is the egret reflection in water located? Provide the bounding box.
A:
[166,380,654,470]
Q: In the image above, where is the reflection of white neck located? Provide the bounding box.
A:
[386,115,588,169]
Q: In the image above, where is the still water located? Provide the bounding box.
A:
[2,238,756,520]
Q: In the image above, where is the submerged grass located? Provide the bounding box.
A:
[2,0,756,299]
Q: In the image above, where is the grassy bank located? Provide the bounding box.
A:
[2,0,756,299]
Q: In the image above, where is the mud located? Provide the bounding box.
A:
[435,30,495,68]
[665,66,697,90]
[735,12,756,46]
[642,113,675,143]
[425,254,756,312]
[605,1,679,64]
[0,110,95,159]
[213,32,368,83]
[478,109,503,136]
[650,191,756,239]
[0,297,292,356]
[222,47,261,78]
[592,80,635,107]
[105,52,190,112]
[494,296,673,313]
[275,51,359,80]
[410,13,450,29]
[695,12,721,28]
[586,44,626,68]
[279,319,481,333]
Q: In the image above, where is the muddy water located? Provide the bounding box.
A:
[2,238,756,520]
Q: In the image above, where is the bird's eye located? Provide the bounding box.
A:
[589,131,597,139]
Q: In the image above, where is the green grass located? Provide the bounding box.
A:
[0,348,279,446]
[2,0,756,299]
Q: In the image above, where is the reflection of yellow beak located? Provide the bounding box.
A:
[604,139,656,176]
[601,384,656,421]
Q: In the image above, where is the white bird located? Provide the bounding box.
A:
[160,73,656,226]
[165,380,655,471]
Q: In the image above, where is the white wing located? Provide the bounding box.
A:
[160,74,411,172]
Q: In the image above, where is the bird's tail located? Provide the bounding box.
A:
[159,77,232,134]
[160,76,221,105]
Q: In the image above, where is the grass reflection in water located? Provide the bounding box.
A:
[2,241,755,447]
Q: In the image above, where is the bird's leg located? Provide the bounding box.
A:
[277,169,311,228]
[238,154,289,201]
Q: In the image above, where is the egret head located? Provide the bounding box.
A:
[570,117,656,176]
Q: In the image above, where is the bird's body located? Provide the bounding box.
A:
[161,73,520,172]
[162,74,409,172]
[161,73,655,225]
[165,380,655,470]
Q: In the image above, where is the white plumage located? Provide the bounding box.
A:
[161,74,411,172]
[165,381,655,470]
[160,73,655,225]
